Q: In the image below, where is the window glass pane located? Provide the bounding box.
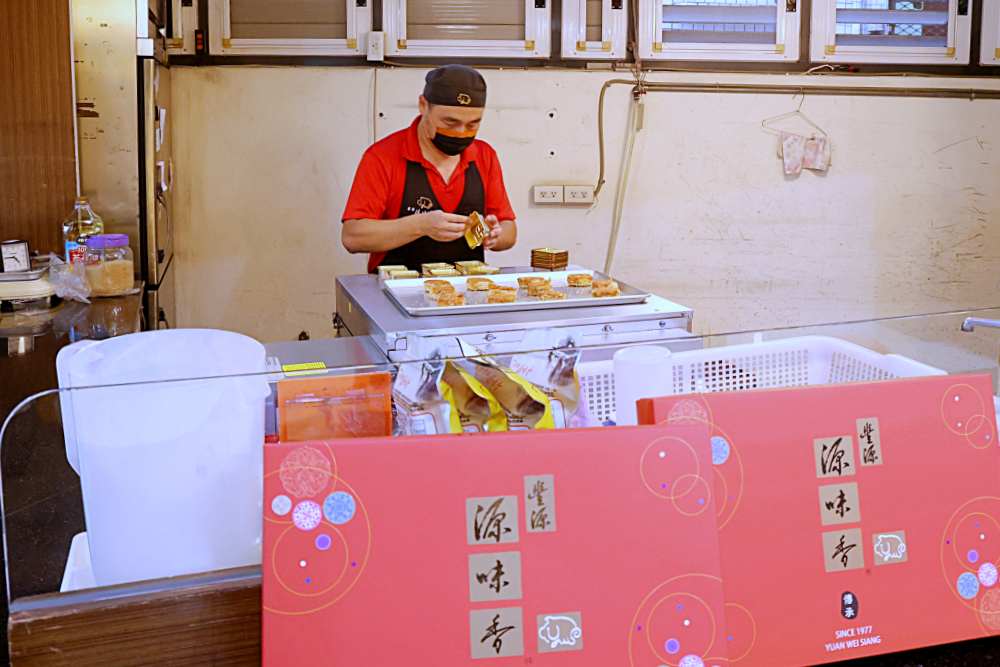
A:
[662,0,777,45]
[230,0,347,39]
[587,0,602,42]
[834,0,948,47]
[407,0,525,41]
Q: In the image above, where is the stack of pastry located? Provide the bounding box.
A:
[423,279,461,306]
[455,260,500,276]
[466,277,495,292]
[378,265,409,279]
[389,269,419,279]
[517,276,550,291]
[567,273,593,288]
[487,285,517,304]
[421,262,454,277]
[592,279,621,298]
[530,247,569,271]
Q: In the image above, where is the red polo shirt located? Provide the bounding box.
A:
[342,117,517,272]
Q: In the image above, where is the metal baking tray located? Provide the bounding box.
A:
[0,266,47,282]
[383,269,649,317]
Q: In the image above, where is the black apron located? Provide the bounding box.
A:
[377,161,486,271]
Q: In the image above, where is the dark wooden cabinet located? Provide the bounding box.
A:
[0,0,78,254]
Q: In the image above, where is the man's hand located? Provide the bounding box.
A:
[483,214,502,250]
[418,210,468,242]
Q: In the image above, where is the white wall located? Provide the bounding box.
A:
[171,66,1000,342]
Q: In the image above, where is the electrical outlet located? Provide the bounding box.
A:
[564,185,595,204]
[533,185,564,204]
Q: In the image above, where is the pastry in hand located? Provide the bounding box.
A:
[567,273,593,288]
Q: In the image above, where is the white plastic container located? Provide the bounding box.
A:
[56,329,269,587]
[612,345,674,426]
[581,335,946,424]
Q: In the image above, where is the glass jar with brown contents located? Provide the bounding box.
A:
[85,234,135,297]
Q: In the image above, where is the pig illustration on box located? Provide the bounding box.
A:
[874,533,907,563]
[538,615,582,650]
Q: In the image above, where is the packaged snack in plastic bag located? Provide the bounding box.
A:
[441,361,507,433]
[510,330,594,428]
[47,253,91,303]
[472,357,555,430]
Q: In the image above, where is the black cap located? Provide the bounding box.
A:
[423,65,487,108]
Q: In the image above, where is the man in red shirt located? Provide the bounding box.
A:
[341,65,517,273]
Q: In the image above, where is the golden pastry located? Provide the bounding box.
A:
[527,285,550,297]
[567,273,593,288]
[464,212,490,250]
[429,268,461,277]
[421,262,453,276]
[592,282,621,297]
[436,292,466,306]
[378,265,409,279]
[538,290,567,301]
[466,264,500,275]
[424,279,452,293]
[517,276,550,290]
[389,269,420,279]
[467,277,495,291]
[487,289,517,304]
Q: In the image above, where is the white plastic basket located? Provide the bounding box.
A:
[578,335,946,424]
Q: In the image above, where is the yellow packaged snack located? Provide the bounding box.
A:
[464,212,490,250]
[441,362,508,433]
[473,361,555,430]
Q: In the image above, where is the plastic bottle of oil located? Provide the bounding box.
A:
[62,197,105,264]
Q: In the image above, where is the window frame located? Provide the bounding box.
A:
[168,0,198,55]
[562,0,629,59]
[810,0,972,64]
[382,0,552,59]
[207,0,370,56]
[636,0,802,62]
[982,0,1000,64]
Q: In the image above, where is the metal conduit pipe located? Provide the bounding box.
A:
[593,78,1000,272]
[594,78,1000,198]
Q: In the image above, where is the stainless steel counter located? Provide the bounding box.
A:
[334,273,695,359]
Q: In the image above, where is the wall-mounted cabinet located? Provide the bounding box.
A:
[168,0,199,55]
[637,0,801,62]
[382,0,551,59]
[982,0,1000,64]
[810,0,971,64]
[208,0,371,56]
[562,0,629,59]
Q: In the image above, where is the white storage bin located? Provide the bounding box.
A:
[579,335,946,424]
[56,329,269,587]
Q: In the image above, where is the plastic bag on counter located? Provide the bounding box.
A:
[442,361,508,433]
[471,356,555,430]
[393,349,452,436]
[47,253,91,303]
[509,329,594,428]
